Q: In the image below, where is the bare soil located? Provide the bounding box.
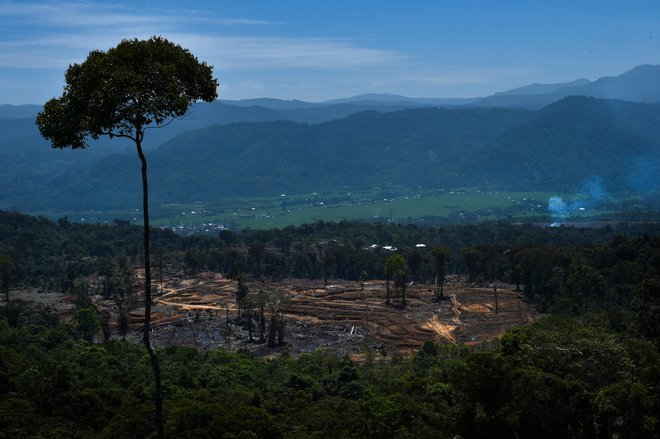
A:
[7,272,539,357]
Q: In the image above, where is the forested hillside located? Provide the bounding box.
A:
[3,96,660,216]
[1,210,659,437]
[2,300,659,438]
[4,209,657,300]
[465,97,660,190]
[4,5,660,436]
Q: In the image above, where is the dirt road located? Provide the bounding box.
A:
[125,273,539,354]
[7,273,539,355]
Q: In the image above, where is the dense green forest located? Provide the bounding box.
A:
[1,209,660,437]
[36,97,660,206]
[2,300,659,438]
[2,208,659,312]
[3,96,660,215]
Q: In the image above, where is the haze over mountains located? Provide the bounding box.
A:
[1,64,660,215]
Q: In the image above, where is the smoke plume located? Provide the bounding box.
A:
[548,177,607,226]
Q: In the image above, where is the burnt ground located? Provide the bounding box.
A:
[6,272,539,358]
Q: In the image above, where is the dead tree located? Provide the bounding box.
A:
[263,289,290,347]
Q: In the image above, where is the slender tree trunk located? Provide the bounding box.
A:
[259,305,265,343]
[385,275,390,305]
[323,257,329,286]
[277,320,284,345]
[247,311,254,342]
[137,138,164,439]
[0,255,11,302]
[268,315,276,347]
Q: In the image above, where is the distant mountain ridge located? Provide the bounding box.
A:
[474,64,660,108]
[3,96,660,215]
[3,64,660,216]
[492,78,591,96]
[4,63,660,120]
[556,64,660,102]
[4,63,660,154]
[14,106,530,210]
[322,93,479,106]
[464,96,660,190]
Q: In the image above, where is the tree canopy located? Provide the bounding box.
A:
[35,36,218,439]
[36,36,218,149]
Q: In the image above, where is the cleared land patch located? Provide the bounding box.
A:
[7,272,539,356]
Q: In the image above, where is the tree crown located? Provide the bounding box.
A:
[384,253,407,276]
[36,36,218,148]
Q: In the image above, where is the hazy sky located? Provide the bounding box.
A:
[1,0,660,104]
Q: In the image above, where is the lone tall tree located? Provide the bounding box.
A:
[0,254,13,302]
[431,247,450,300]
[384,253,407,305]
[36,36,218,438]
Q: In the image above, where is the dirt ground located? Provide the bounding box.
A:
[121,272,538,357]
[6,272,539,357]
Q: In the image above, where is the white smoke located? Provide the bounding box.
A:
[548,177,606,226]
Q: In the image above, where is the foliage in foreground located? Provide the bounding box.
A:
[1,211,660,437]
[1,300,659,439]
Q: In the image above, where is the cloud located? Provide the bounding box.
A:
[167,9,281,26]
[0,32,134,68]
[0,1,163,27]
[0,33,403,72]
[0,2,402,71]
[0,1,277,28]
[0,34,403,70]
[176,35,404,69]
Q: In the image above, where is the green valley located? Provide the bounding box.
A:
[151,189,561,231]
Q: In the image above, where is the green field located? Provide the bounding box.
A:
[43,188,657,232]
[150,190,565,231]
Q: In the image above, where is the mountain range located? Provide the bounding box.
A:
[1,64,660,216]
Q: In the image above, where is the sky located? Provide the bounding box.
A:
[1,0,660,105]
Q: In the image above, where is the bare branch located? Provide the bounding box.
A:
[144,116,178,131]
[99,131,137,142]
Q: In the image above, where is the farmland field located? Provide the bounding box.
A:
[38,188,655,232]
[151,189,563,231]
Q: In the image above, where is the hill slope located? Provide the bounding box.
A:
[3,96,660,214]
[37,107,531,209]
[473,64,660,108]
[463,97,660,190]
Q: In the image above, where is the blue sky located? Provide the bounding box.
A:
[1,0,660,104]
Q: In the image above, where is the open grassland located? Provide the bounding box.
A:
[152,190,562,231]
[40,189,653,232]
